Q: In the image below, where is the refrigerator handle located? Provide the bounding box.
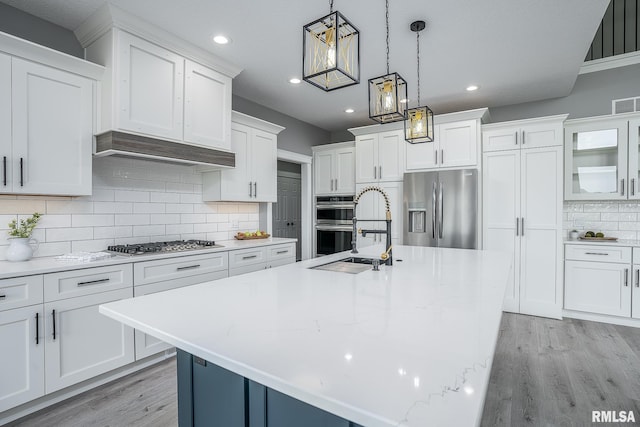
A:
[516,218,519,236]
[432,182,437,239]
[438,182,444,239]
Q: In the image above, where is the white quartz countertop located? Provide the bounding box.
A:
[100,245,512,427]
[564,238,640,247]
[0,238,296,280]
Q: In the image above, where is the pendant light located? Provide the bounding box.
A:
[303,0,360,91]
[368,0,407,124]
[404,20,434,143]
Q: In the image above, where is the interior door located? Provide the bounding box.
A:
[0,53,10,192]
[483,150,521,313]
[274,173,302,259]
[519,146,563,319]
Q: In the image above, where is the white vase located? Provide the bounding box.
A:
[5,237,39,262]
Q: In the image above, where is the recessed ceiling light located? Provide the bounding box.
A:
[466,85,479,91]
[213,35,230,45]
[345,108,354,113]
[289,78,301,84]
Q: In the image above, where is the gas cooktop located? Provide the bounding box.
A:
[107,240,222,255]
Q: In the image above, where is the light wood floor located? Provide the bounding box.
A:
[7,313,640,426]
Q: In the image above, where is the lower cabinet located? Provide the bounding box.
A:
[177,350,362,427]
[0,305,44,412]
[229,243,296,277]
[564,244,639,320]
[44,287,135,393]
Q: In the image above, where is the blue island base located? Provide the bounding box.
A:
[177,349,365,427]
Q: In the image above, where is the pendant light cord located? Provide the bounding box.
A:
[416,31,420,105]
[385,0,390,74]
[329,0,334,13]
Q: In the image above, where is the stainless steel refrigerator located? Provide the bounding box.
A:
[403,170,478,249]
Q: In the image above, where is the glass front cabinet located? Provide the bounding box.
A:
[564,115,640,200]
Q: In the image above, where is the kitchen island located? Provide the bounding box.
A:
[100,245,512,427]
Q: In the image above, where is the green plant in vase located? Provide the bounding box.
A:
[6,212,41,262]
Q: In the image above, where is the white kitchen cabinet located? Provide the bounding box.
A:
[0,305,44,412]
[355,130,404,183]
[482,118,564,152]
[86,29,236,151]
[354,182,402,249]
[628,119,640,200]
[44,287,135,393]
[133,252,228,359]
[202,112,284,202]
[633,263,640,319]
[564,115,630,200]
[405,120,479,171]
[228,243,296,276]
[313,142,355,195]
[116,31,184,141]
[183,60,231,150]
[482,116,565,319]
[0,57,94,196]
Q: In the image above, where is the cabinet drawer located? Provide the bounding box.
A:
[229,263,267,277]
[0,275,43,311]
[266,243,296,262]
[134,270,228,296]
[134,252,228,286]
[565,245,631,263]
[229,247,267,269]
[44,264,133,302]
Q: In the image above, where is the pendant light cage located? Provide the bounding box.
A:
[368,0,407,123]
[404,20,434,143]
[303,8,360,91]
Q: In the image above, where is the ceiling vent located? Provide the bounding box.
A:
[612,96,640,115]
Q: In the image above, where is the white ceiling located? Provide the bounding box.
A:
[1,0,610,132]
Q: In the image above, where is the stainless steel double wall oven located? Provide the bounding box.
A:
[315,196,354,256]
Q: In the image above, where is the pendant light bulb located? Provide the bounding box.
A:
[383,81,395,111]
[326,27,336,68]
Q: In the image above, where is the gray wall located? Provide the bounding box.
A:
[329,130,354,143]
[232,95,330,156]
[489,63,640,122]
[0,3,83,58]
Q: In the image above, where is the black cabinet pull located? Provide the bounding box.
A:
[177,264,201,271]
[52,310,56,340]
[0,294,6,299]
[77,278,110,287]
[2,156,6,186]
[35,312,39,345]
[20,157,24,187]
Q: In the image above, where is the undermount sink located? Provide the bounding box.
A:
[310,257,377,274]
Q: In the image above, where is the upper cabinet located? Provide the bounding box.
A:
[86,30,232,151]
[564,114,640,201]
[202,112,284,203]
[312,142,355,195]
[355,130,404,183]
[0,33,102,196]
[77,4,240,152]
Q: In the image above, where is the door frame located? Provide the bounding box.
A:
[270,149,312,260]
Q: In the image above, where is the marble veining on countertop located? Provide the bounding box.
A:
[0,237,297,280]
[100,245,512,427]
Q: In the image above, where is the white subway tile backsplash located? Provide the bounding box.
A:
[150,192,180,203]
[2,157,268,258]
[132,225,166,237]
[563,201,640,238]
[72,214,114,227]
[46,200,93,214]
[115,214,150,226]
[180,214,206,224]
[46,227,93,242]
[133,203,165,214]
[115,190,150,203]
[166,224,193,235]
[94,202,133,214]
